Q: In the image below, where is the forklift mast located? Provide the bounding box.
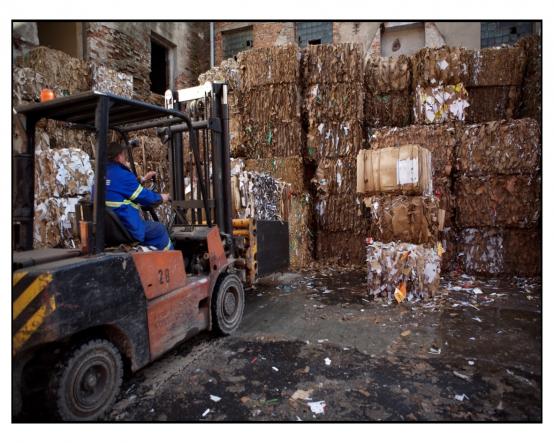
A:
[160,82,233,239]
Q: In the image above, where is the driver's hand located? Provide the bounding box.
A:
[161,193,171,203]
[142,171,157,182]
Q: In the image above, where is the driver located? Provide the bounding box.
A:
[106,142,174,250]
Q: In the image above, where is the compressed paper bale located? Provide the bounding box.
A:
[370,124,457,179]
[241,83,301,123]
[365,54,411,94]
[288,193,314,269]
[458,228,540,276]
[312,157,356,196]
[465,86,520,123]
[242,120,303,158]
[434,176,455,228]
[198,57,241,91]
[302,43,363,85]
[466,46,526,87]
[13,66,48,104]
[455,175,540,228]
[305,120,364,161]
[90,63,133,98]
[35,147,95,200]
[362,195,439,245]
[314,192,368,234]
[413,83,470,124]
[440,227,458,272]
[244,156,305,195]
[229,112,245,157]
[356,145,433,196]
[305,82,364,122]
[412,46,470,89]
[366,241,441,301]
[34,196,82,249]
[17,46,91,95]
[457,118,541,176]
[364,92,413,128]
[315,230,367,265]
[238,45,301,89]
[516,35,541,123]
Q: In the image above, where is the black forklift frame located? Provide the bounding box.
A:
[12,91,217,254]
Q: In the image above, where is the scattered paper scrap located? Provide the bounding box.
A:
[453,371,471,381]
[210,395,221,402]
[291,389,313,401]
[202,408,210,417]
[272,366,279,372]
[308,400,326,415]
[324,357,332,366]
[401,330,412,337]
[454,394,469,402]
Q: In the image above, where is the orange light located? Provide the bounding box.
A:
[40,88,55,102]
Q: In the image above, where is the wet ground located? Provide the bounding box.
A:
[106,268,541,422]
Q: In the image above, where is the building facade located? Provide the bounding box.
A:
[215,21,540,64]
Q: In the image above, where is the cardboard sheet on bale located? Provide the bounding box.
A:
[356,145,433,196]
[314,192,368,234]
[34,196,82,249]
[465,86,520,123]
[366,241,441,301]
[365,92,413,128]
[466,46,526,87]
[17,46,91,96]
[241,83,301,122]
[455,175,540,228]
[458,228,540,276]
[288,193,314,269]
[516,35,541,123]
[302,43,363,85]
[362,195,439,245]
[316,231,367,265]
[244,156,305,195]
[242,120,303,159]
[369,124,456,179]
[238,45,301,89]
[306,121,364,161]
[412,47,470,89]
[305,82,364,122]
[413,83,469,124]
[457,118,541,176]
[311,157,356,196]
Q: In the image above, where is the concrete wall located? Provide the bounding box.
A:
[435,22,481,49]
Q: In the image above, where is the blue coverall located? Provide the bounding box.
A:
[105,162,173,250]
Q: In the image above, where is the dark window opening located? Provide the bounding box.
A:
[36,21,83,58]
[480,21,535,48]
[296,22,333,47]
[150,39,169,95]
[223,27,254,59]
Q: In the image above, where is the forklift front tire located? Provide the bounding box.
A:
[212,274,245,335]
[49,339,123,421]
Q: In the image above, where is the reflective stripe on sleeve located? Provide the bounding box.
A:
[106,200,140,210]
[163,239,172,250]
[129,184,144,201]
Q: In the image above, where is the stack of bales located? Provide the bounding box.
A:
[364,54,412,128]
[455,118,541,275]
[303,43,367,264]
[235,46,313,269]
[357,144,442,301]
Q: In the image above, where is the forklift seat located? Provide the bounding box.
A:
[105,208,137,247]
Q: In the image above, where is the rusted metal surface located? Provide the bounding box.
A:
[132,251,187,300]
[146,277,210,360]
[207,226,228,272]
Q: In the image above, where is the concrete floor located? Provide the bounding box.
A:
[106,268,541,422]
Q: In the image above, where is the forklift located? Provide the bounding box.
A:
[12,83,289,421]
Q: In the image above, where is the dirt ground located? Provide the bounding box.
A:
[104,268,541,422]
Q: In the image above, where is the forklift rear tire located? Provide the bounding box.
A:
[212,274,245,335]
[49,339,123,421]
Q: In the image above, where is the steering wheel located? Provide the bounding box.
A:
[141,176,161,222]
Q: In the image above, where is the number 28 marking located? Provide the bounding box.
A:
[158,268,170,284]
